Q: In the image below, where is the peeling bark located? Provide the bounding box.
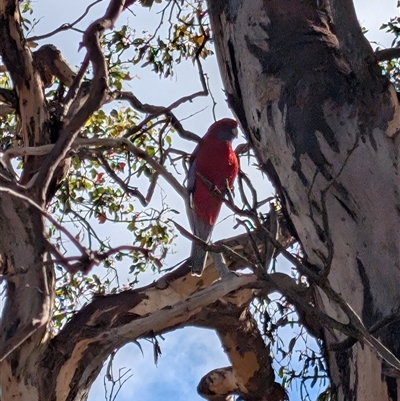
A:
[0,187,54,372]
[207,0,400,399]
[0,0,49,188]
[0,2,78,202]
[33,45,75,88]
[196,305,277,401]
[0,2,287,394]
[3,0,399,400]
[1,225,289,401]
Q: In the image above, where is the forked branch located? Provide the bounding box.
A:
[32,0,128,202]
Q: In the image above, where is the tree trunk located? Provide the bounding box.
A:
[1,221,285,401]
[1,0,288,398]
[3,0,400,399]
[207,0,400,399]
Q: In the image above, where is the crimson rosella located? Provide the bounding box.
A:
[187,118,239,276]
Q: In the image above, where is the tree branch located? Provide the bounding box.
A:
[31,0,128,203]
[33,45,76,87]
[327,0,376,77]
[0,0,54,366]
[196,303,282,401]
[112,89,200,142]
[11,136,187,200]
[0,88,17,109]
[0,187,53,363]
[0,0,50,190]
[375,47,400,62]
[95,151,150,206]
[43,269,261,399]
[113,57,208,142]
[27,0,105,42]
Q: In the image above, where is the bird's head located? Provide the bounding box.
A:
[207,118,238,142]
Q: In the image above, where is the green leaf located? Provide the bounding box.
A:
[288,337,296,354]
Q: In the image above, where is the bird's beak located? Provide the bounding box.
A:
[232,127,239,138]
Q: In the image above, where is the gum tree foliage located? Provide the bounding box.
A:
[0,1,399,401]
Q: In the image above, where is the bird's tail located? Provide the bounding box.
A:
[188,210,212,277]
[190,242,208,276]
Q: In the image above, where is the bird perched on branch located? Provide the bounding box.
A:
[187,118,239,276]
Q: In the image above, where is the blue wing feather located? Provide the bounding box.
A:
[187,147,198,209]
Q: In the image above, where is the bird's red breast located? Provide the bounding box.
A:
[190,119,239,225]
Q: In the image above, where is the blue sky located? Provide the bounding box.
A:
[2,1,399,400]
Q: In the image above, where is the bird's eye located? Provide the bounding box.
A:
[232,127,239,138]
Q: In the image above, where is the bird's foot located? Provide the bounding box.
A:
[211,185,222,196]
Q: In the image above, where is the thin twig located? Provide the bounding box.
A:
[27,0,105,42]
[0,186,87,266]
[96,152,148,205]
[3,136,187,201]
[172,220,254,268]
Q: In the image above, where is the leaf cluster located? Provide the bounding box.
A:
[380,18,400,89]
[104,1,213,78]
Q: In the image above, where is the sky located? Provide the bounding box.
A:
[1,1,400,401]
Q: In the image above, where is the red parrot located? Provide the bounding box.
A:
[187,118,239,276]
